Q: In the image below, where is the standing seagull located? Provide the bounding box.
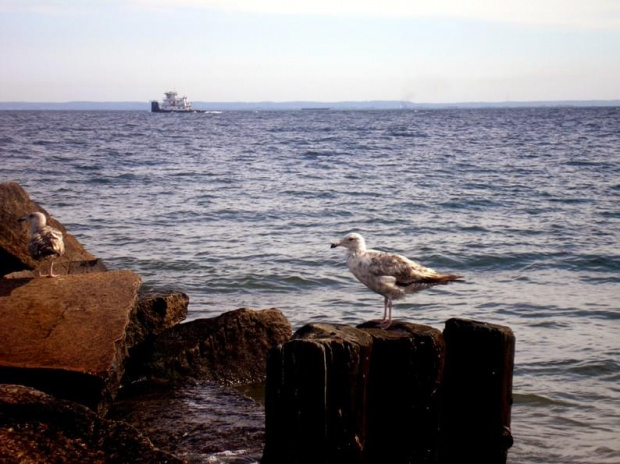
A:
[331,233,462,328]
[19,212,65,277]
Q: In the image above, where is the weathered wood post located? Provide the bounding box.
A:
[358,322,445,464]
[439,318,515,464]
[263,318,515,464]
[263,324,373,464]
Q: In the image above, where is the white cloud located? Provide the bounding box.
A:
[130,0,620,30]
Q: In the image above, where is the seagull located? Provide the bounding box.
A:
[19,212,65,277]
[331,232,463,328]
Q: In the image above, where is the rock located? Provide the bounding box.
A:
[124,308,292,385]
[0,182,107,277]
[0,384,183,464]
[263,323,373,464]
[126,290,190,349]
[0,270,142,414]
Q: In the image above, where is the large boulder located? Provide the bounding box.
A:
[0,271,142,414]
[0,182,106,277]
[0,384,183,464]
[124,308,292,385]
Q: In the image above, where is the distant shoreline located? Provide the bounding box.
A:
[0,100,618,111]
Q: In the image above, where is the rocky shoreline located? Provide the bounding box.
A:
[0,182,292,463]
[1,182,516,464]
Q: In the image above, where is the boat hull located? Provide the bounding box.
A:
[150,101,206,113]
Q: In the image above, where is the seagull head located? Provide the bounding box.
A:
[19,212,47,232]
[331,232,366,253]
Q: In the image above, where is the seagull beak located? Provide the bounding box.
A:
[18,215,27,223]
[330,241,340,249]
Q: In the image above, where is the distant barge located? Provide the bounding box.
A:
[151,90,205,113]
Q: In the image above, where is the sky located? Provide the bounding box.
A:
[1,0,619,103]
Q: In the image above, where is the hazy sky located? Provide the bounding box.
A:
[1,0,619,102]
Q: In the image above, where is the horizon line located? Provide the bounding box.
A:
[2,98,620,104]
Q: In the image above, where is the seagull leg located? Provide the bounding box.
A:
[48,259,58,278]
[379,298,392,329]
[382,297,389,322]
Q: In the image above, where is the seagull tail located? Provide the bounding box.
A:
[399,274,464,287]
[437,273,464,283]
[422,274,464,285]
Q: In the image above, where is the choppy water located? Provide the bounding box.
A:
[2,108,619,463]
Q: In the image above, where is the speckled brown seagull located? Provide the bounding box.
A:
[331,232,463,328]
[19,212,65,277]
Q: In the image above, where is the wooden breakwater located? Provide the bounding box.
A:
[262,318,515,464]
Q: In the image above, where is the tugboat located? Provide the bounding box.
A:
[150,90,205,113]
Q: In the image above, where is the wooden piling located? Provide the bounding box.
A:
[439,318,515,464]
[359,322,445,464]
[262,324,373,464]
[262,318,515,464]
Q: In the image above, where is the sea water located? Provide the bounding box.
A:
[1,108,619,463]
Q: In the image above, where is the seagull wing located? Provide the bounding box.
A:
[29,226,65,259]
[366,250,461,286]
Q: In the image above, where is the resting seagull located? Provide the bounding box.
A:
[331,233,463,328]
[19,212,65,277]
